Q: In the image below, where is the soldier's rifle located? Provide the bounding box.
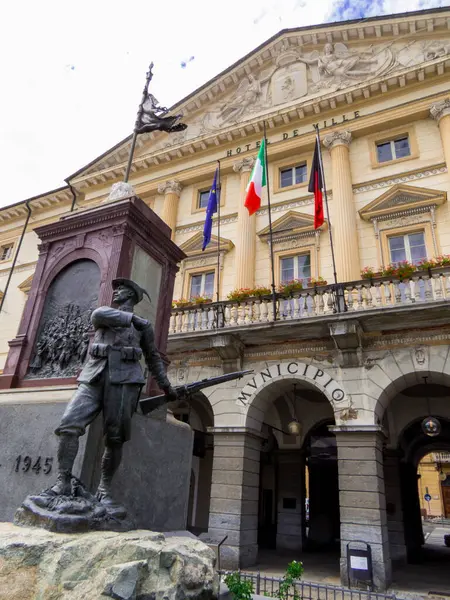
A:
[139,370,254,415]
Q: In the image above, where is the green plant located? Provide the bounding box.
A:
[251,285,272,297]
[277,560,304,600]
[416,258,437,270]
[172,298,191,308]
[190,295,212,305]
[381,261,415,279]
[223,572,253,600]
[277,279,303,296]
[309,276,328,286]
[227,288,254,302]
[361,266,381,279]
[434,254,450,267]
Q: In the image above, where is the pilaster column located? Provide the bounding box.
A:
[233,157,256,290]
[430,98,450,170]
[157,180,183,240]
[207,428,261,569]
[332,426,391,591]
[323,131,361,283]
[276,451,304,550]
[383,450,407,564]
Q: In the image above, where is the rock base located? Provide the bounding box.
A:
[0,523,218,600]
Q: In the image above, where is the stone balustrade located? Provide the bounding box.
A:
[169,266,450,335]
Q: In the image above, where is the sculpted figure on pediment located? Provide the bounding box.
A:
[299,43,393,91]
[218,74,265,123]
[423,39,450,61]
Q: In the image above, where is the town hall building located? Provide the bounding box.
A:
[2,7,450,590]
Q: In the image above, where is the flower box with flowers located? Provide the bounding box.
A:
[308,276,328,287]
[227,286,272,302]
[172,296,212,309]
[277,279,304,297]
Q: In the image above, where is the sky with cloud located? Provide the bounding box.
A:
[0,0,448,207]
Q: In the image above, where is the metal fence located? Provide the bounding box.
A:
[219,571,398,600]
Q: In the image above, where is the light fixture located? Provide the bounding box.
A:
[287,419,301,436]
[421,377,441,437]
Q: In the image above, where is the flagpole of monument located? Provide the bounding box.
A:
[263,121,278,322]
[313,124,343,312]
[124,62,154,183]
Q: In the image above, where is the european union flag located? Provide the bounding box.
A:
[202,167,219,251]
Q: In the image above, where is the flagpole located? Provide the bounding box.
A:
[216,160,221,304]
[263,121,277,322]
[313,124,343,311]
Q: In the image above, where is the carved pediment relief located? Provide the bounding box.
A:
[258,210,325,242]
[179,232,234,258]
[359,184,447,221]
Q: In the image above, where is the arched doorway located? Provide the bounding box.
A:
[253,377,339,567]
[381,374,450,590]
[172,391,214,535]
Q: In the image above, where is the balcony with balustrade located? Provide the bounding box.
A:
[167,266,450,354]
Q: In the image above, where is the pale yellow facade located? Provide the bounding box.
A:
[418,452,450,517]
[4,10,450,586]
[2,13,450,371]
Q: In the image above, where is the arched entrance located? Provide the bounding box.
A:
[172,391,214,535]
[251,376,339,569]
[380,374,450,591]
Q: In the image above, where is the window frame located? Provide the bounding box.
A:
[273,155,309,194]
[191,177,226,214]
[181,263,220,300]
[274,246,316,287]
[376,136,411,164]
[380,223,435,269]
[368,124,419,169]
[280,253,312,284]
[189,270,215,300]
[279,163,308,190]
[0,243,14,262]
[388,231,427,265]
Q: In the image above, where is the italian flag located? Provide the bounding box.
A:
[244,138,266,216]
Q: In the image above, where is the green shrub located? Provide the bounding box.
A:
[224,572,254,600]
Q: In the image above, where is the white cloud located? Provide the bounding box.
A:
[0,0,447,207]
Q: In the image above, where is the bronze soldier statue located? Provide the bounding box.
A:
[49,277,177,515]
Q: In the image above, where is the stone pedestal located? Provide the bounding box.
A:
[0,196,190,532]
[0,196,185,391]
[332,426,391,591]
[207,428,261,569]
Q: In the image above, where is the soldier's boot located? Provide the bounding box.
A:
[49,434,79,496]
[96,445,126,518]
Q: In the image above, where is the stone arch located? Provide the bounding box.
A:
[240,361,347,431]
[39,248,106,296]
[362,347,450,425]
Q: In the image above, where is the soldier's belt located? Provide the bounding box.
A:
[90,343,143,362]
